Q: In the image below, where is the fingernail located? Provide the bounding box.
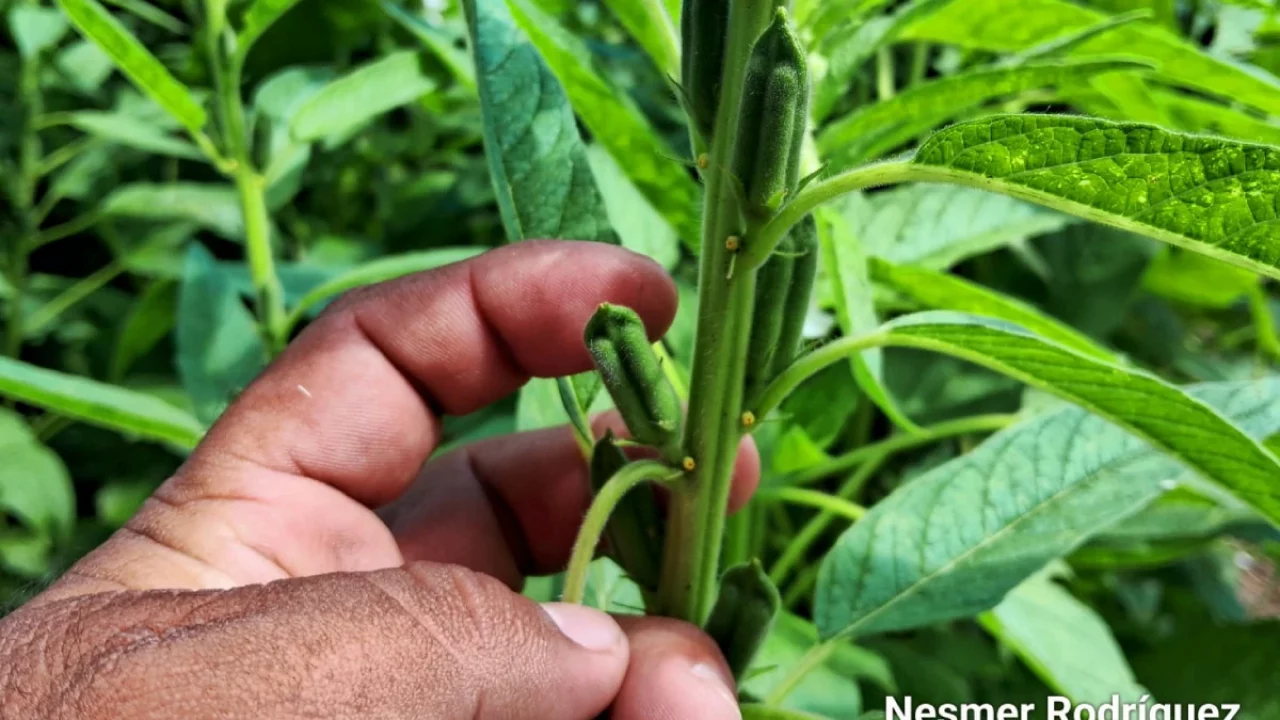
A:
[541,603,624,652]
[690,662,742,718]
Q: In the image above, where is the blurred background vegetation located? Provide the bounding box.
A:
[2,0,1279,714]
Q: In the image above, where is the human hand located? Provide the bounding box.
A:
[0,241,760,720]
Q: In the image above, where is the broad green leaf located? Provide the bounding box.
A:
[1142,247,1257,308]
[586,146,681,270]
[1135,620,1280,718]
[814,376,1280,639]
[0,410,74,539]
[1096,489,1261,544]
[103,183,243,240]
[812,0,950,121]
[506,0,701,246]
[57,0,207,133]
[290,51,436,143]
[177,245,267,425]
[981,573,1149,704]
[869,259,1115,361]
[64,110,204,159]
[462,0,614,243]
[286,247,485,328]
[600,0,680,76]
[1152,89,1280,146]
[818,58,1147,165]
[10,5,69,58]
[380,0,477,91]
[842,185,1071,271]
[743,612,893,718]
[236,0,305,56]
[902,0,1280,117]
[820,209,921,434]
[904,115,1280,280]
[516,377,572,431]
[0,357,205,449]
[582,557,645,614]
[55,39,114,92]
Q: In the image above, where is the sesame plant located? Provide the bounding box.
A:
[3,0,1280,716]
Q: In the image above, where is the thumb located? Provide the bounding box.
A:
[1,563,628,719]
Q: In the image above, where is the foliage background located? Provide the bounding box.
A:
[2,0,1279,715]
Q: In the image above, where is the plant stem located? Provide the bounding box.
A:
[655,0,779,625]
[6,47,43,358]
[786,413,1017,486]
[752,329,889,419]
[769,455,885,586]
[28,212,102,252]
[562,460,677,605]
[875,45,895,100]
[758,487,867,522]
[25,260,127,335]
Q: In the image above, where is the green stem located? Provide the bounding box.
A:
[758,487,867,522]
[908,42,930,87]
[6,45,42,359]
[875,45,895,100]
[753,329,890,419]
[25,260,126,335]
[769,456,886,586]
[787,413,1017,486]
[563,460,677,605]
[656,0,779,625]
[28,211,101,252]
[236,169,288,354]
[1248,282,1280,362]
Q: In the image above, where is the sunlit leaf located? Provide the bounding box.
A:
[290,51,436,143]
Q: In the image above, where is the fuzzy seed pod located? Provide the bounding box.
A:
[704,560,781,680]
[731,9,809,219]
[743,213,818,405]
[589,433,664,593]
[681,0,730,144]
[584,303,683,460]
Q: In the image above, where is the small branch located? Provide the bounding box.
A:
[28,211,102,252]
[752,329,890,421]
[25,261,126,336]
[563,460,678,605]
[758,487,867,521]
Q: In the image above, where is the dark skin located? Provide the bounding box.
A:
[0,242,761,719]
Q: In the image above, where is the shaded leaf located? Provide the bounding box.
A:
[290,51,437,143]
[103,183,243,240]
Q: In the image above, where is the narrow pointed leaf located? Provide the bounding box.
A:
[0,357,206,449]
[237,0,305,56]
[290,51,436,143]
[56,0,206,133]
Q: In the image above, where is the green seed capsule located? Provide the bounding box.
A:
[584,303,683,461]
[743,213,818,405]
[590,432,664,593]
[732,9,809,219]
[681,0,730,144]
[704,560,781,680]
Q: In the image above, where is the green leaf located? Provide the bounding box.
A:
[9,5,69,58]
[516,377,572,431]
[818,58,1148,165]
[64,110,204,159]
[505,0,701,246]
[741,706,831,720]
[843,185,1071,271]
[902,0,1280,118]
[980,573,1149,704]
[814,376,1280,639]
[599,0,680,76]
[0,357,205,449]
[111,280,178,380]
[819,210,921,434]
[905,115,1280,280]
[582,557,646,614]
[236,0,306,56]
[586,146,681,269]
[869,259,1116,361]
[1142,247,1258,308]
[56,0,207,133]
[286,247,485,328]
[177,245,267,425]
[290,51,435,144]
[812,0,950,121]
[103,183,243,240]
[105,0,187,34]
[743,612,893,719]
[0,409,74,539]
[462,0,615,243]
[1152,89,1280,147]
